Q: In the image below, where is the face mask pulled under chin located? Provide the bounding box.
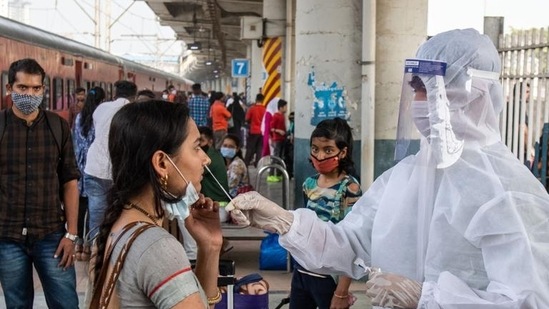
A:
[411,100,431,138]
[161,156,201,221]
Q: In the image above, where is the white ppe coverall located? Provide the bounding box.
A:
[279,29,549,308]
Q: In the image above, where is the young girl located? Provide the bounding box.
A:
[291,117,362,309]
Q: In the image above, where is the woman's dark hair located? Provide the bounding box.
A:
[93,100,191,284]
[223,133,243,159]
[209,91,224,105]
[310,117,355,176]
[79,86,105,137]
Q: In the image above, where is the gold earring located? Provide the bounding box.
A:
[160,174,168,190]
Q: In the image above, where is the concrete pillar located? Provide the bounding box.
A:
[223,77,230,94]
[262,0,286,104]
[293,0,362,207]
[284,0,296,112]
[484,16,504,48]
[373,0,427,178]
[249,42,264,101]
[216,78,222,91]
[361,0,376,188]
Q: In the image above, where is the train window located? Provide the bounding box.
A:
[1,71,7,109]
[42,76,51,110]
[67,79,75,106]
[92,81,99,87]
[100,82,106,92]
[53,77,63,110]
[83,80,90,90]
[107,83,113,100]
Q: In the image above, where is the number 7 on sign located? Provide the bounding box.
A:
[236,62,245,74]
[231,59,249,78]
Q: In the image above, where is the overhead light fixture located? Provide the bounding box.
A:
[188,42,202,51]
[205,60,212,66]
[213,69,219,73]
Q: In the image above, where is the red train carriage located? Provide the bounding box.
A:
[0,16,193,120]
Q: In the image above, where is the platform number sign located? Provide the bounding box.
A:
[231,59,250,78]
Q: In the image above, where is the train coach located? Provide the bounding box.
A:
[0,16,193,119]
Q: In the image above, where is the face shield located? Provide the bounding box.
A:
[395,59,465,168]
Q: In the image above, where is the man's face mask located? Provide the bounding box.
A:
[12,92,42,115]
[161,155,200,221]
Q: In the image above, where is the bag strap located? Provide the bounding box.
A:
[90,222,155,309]
[0,109,7,145]
[42,110,64,158]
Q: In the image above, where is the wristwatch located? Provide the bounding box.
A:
[64,232,78,242]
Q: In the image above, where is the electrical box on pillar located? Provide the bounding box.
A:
[241,16,263,40]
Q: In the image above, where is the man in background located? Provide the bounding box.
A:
[268,99,288,182]
[244,93,266,167]
[68,87,86,128]
[84,80,137,238]
[136,89,156,102]
[188,83,210,127]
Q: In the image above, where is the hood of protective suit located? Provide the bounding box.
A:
[415,29,504,153]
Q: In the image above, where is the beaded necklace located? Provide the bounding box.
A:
[126,202,160,226]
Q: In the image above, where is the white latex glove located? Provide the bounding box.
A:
[366,271,422,309]
[225,191,294,234]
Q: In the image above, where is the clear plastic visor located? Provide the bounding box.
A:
[394,59,447,161]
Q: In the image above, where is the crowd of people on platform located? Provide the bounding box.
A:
[2,27,549,309]
[0,58,299,308]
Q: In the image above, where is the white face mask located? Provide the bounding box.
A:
[162,94,168,100]
[411,100,430,138]
[161,155,200,221]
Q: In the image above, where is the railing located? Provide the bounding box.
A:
[255,155,292,210]
[498,27,549,164]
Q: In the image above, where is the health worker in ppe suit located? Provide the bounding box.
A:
[226,28,549,308]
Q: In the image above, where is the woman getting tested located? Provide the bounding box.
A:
[90,101,223,308]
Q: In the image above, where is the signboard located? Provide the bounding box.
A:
[231,59,250,78]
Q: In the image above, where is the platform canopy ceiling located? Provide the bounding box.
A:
[143,0,262,81]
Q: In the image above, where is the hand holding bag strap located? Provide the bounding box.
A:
[89,222,154,308]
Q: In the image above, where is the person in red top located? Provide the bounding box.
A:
[244,93,266,167]
[269,99,288,182]
[210,91,232,149]
[167,85,176,102]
